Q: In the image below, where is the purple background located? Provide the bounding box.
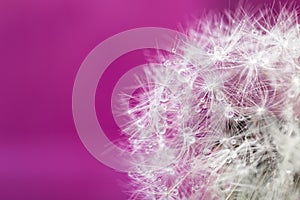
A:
[0,0,290,199]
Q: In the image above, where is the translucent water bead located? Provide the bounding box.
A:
[225,106,235,118]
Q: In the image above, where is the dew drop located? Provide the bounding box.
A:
[225,107,234,118]
[146,172,154,178]
[137,119,147,128]
[163,60,171,67]
[192,185,200,191]
[128,171,135,178]
[238,115,245,121]
[184,129,196,144]
[195,105,202,113]
[171,189,179,196]
[180,59,187,65]
[230,152,237,159]
[216,92,224,101]
[251,29,257,34]
[209,163,216,168]
[230,139,236,145]
[206,49,213,55]
[157,124,167,135]
[160,93,170,103]
[188,137,196,144]
[203,148,211,155]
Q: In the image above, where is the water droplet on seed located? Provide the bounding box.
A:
[225,107,234,118]
[163,60,171,67]
[216,93,224,101]
[203,148,211,155]
[230,139,236,145]
[230,152,237,159]
[171,189,178,196]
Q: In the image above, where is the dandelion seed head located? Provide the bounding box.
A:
[120,4,300,200]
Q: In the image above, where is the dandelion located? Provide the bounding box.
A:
[120,4,300,200]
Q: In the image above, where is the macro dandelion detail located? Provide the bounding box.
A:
[120,5,300,200]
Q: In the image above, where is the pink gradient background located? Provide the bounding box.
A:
[0,0,292,199]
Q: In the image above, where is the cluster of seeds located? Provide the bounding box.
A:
[121,6,300,200]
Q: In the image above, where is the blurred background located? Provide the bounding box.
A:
[0,0,291,199]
